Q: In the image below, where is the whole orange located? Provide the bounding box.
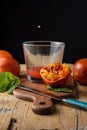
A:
[73,58,87,85]
[0,50,13,58]
[0,57,20,76]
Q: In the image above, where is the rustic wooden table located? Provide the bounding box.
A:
[0,64,87,130]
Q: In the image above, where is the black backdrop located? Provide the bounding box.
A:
[2,0,87,63]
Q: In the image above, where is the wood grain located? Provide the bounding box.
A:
[13,88,55,115]
[13,75,78,115]
[20,75,77,99]
[0,64,87,130]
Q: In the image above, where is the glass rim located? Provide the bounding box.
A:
[23,40,65,46]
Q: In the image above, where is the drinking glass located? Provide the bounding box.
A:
[23,41,65,82]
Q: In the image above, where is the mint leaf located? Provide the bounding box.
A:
[46,85,72,93]
[0,72,21,94]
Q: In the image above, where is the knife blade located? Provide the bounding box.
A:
[17,85,87,110]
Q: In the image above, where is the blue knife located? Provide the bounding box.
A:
[17,85,87,110]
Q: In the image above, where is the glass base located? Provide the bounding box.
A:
[27,75,44,83]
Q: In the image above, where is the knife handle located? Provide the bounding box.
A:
[63,98,87,110]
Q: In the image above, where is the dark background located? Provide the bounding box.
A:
[2,0,87,63]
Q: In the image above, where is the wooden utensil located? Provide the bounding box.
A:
[13,76,87,114]
[13,88,55,115]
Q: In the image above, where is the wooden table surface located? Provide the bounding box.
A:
[0,64,87,130]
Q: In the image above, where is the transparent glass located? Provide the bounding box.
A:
[23,41,65,82]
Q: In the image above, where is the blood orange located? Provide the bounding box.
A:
[0,57,20,76]
[0,50,13,58]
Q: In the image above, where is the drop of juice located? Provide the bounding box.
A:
[37,24,42,29]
